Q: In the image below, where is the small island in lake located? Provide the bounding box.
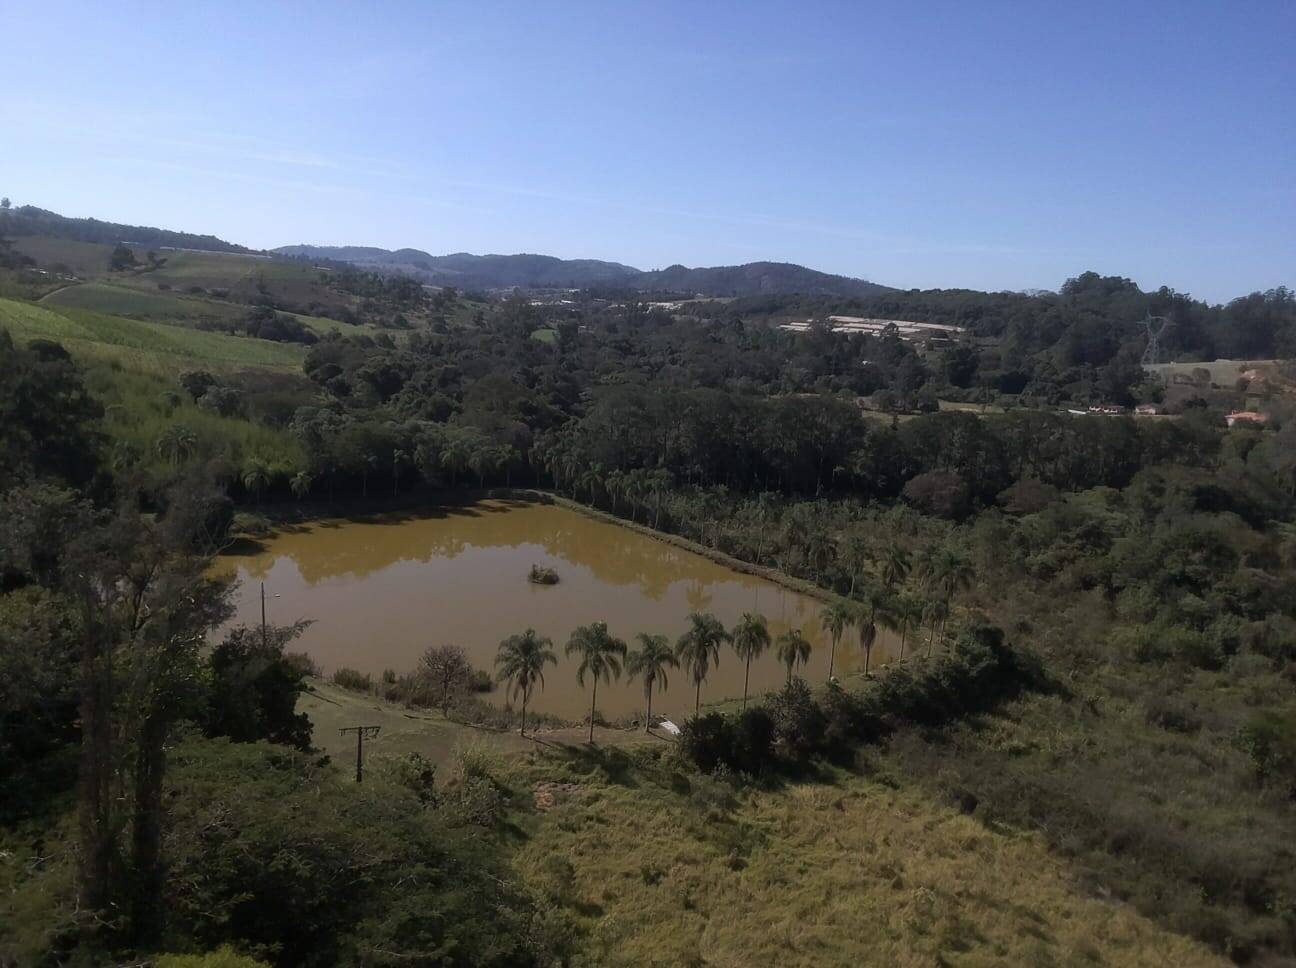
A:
[527,564,560,585]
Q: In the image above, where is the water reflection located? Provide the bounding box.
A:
[218,500,897,719]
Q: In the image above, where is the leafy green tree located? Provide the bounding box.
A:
[626,632,677,731]
[731,611,771,709]
[676,611,730,716]
[775,628,812,683]
[204,621,313,750]
[494,629,557,735]
[565,621,627,743]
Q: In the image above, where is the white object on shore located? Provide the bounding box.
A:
[657,719,681,736]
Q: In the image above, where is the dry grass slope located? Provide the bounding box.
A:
[501,748,1222,967]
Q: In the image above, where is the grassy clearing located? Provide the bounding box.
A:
[7,236,112,276]
[496,744,1222,967]
[0,297,304,372]
[41,281,244,321]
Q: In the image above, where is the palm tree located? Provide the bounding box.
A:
[839,530,872,597]
[878,539,911,591]
[731,612,771,709]
[290,470,313,501]
[819,600,854,681]
[923,597,949,657]
[392,449,408,496]
[155,425,197,467]
[626,633,678,731]
[675,611,730,716]
[565,622,627,743]
[775,628,812,683]
[649,469,672,528]
[606,468,625,514]
[929,545,974,647]
[242,459,270,504]
[893,591,923,660]
[494,629,557,736]
[856,582,889,676]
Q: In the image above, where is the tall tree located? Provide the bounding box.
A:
[565,621,627,743]
[819,600,853,680]
[626,632,677,731]
[675,611,729,716]
[731,611,771,709]
[775,628,812,683]
[494,629,557,735]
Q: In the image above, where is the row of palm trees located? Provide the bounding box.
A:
[491,548,974,742]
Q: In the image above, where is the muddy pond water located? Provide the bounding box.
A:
[218,499,898,720]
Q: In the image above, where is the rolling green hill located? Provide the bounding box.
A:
[0,297,305,372]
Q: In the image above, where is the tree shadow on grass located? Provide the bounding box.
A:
[535,741,640,788]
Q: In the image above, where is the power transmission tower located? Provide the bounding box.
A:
[1141,313,1172,366]
[338,725,381,783]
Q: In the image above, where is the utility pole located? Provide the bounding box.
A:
[260,581,267,649]
[338,725,381,783]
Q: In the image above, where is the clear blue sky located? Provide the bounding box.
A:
[1,1,1291,302]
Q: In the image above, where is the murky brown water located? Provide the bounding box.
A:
[218,499,900,720]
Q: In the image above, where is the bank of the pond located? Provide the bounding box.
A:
[236,486,851,609]
[222,497,883,719]
[302,678,663,770]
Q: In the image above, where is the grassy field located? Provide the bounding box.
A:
[493,742,1221,966]
[6,235,113,276]
[0,297,305,372]
[290,673,1221,964]
[298,672,1221,964]
[41,280,244,320]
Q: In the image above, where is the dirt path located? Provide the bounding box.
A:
[301,679,668,769]
[37,282,81,303]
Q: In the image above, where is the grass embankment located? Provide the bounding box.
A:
[300,678,657,768]
[0,297,305,372]
[493,742,1221,966]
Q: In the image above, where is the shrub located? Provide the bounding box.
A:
[678,713,733,775]
[161,738,540,965]
[154,947,269,967]
[1143,695,1202,734]
[680,623,1043,775]
[330,667,371,692]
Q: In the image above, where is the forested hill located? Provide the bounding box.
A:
[274,244,887,297]
[0,205,250,254]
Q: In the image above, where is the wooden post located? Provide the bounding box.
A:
[338,726,381,783]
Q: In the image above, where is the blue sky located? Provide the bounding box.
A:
[1,0,1291,301]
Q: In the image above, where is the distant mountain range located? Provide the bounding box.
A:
[273,244,888,298]
[0,200,886,297]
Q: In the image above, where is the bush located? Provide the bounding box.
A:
[330,667,371,692]
[154,948,269,967]
[1143,695,1202,734]
[160,738,542,965]
[680,623,1043,775]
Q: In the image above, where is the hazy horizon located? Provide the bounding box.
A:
[1,0,1292,302]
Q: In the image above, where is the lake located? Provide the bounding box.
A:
[218,499,899,720]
